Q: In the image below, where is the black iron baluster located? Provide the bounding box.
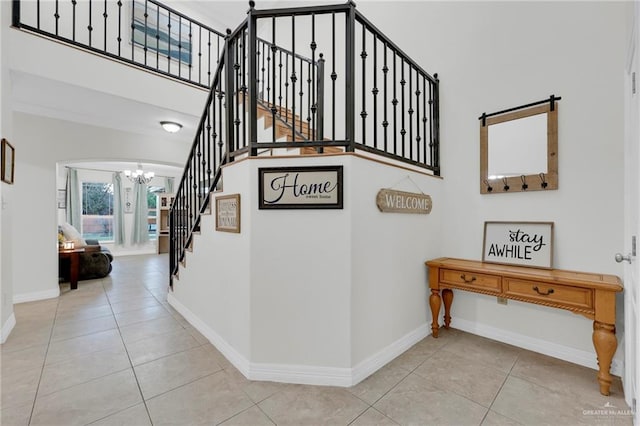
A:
[36,0,40,29]
[117,0,122,56]
[198,27,202,85]
[218,78,224,164]
[260,42,265,103]
[103,0,107,52]
[72,0,77,41]
[291,15,296,143]
[415,72,421,163]
[272,18,278,143]
[206,104,212,190]
[331,12,336,141]
[428,77,434,168]
[360,24,367,145]
[408,67,413,160]
[54,0,59,35]
[88,0,93,46]
[278,51,283,120]
[178,16,183,77]
[188,22,193,81]
[317,53,325,150]
[400,58,406,157]
[392,51,397,155]
[155,6,160,68]
[266,42,271,113]
[142,0,148,65]
[433,73,440,174]
[310,13,317,142]
[372,32,378,149]
[422,77,427,165]
[167,11,171,75]
[234,36,241,151]
[207,32,211,84]
[346,3,356,151]
[382,44,388,152]
[307,62,312,140]
[298,58,303,136]
[225,28,235,163]
[284,53,289,122]
[241,29,247,149]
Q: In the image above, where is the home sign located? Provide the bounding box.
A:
[259,166,343,209]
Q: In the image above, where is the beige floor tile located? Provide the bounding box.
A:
[373,373,487,426]
[146,371,254,425]
[481,410,522,425]
[118,315,185,345]
[109,296,162,314]
[0,402,33,426]
[89,403,152,426]
[218,405,276,425]
[443,332,521,373]
[30,369,142,426]
[125,328,201,366]
[491,376,624,426]
[0,366,41,410]
[134,345,224,399]
[1,343,48,375]
[50,314,118,342]
[222,367,291,403]
[114,304,171,327]
[54,304,114,322]
[38,346,131,396]
[387,330,458,372]
[413,347,508,407]
[45,329,124,365]
[348,363,410,405]
[350,407,400,425]
[258,383,369,426]
[510,350,628,407]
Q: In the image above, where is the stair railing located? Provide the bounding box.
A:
[11,0,226,88]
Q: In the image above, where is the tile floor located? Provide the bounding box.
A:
[0,254,633,425]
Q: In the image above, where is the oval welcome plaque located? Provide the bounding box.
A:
[376,189,432,214]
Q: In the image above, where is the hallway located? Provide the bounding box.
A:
[0,254,632,425]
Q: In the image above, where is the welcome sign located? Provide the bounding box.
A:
[482,221,554,268]
[259,166,343,209]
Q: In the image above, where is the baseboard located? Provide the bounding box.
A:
[452,317,624,377]
[0,313,16,343]
[168,292,432,386]
[167,293,251,376]
[13,287,60,304]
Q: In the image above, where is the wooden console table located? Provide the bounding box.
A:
[425,257,623,396]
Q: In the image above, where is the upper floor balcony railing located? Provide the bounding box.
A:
[12,0,225,88]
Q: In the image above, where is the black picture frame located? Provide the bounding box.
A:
[259,165,343,209]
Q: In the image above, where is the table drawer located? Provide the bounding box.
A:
[503,278,593,311]
[440,269,501,292]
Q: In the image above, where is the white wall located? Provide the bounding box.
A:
[170,154,443,385]
[0,0,16,340]
[355,1,627,368]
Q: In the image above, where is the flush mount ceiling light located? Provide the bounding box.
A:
[160,121,183,133]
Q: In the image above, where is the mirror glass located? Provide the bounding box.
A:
[480,101,558,194]
[487,114,547,179]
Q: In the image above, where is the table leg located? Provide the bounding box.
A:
[592,321,617,396]
[442,288,453,329]
[429,289,441,337]
[69,252,79,290]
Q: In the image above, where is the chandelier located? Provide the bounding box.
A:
[124,165,155,184]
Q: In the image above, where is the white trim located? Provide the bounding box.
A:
[0,313,16,343]
[452,317,623,377]
[13,287,60,304]
[168,293,431,387]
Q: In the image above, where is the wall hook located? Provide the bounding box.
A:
[483,179,493,192]
[521,175,528,191]
[502,177,510,191]
[539,172,548,188]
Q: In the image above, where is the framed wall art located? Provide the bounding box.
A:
[482,221,554,268]
[1,138,15,184]
[216,194,241,233]
[259,166,343,209]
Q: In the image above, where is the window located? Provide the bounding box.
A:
[82,182,114,242]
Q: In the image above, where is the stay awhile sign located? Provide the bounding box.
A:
[376,189,432,214]
[259,166,343,209]
[482,221,554,268]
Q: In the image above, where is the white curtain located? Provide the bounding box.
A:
[131,181,149,245]
[65,168,81,229]
[112,172,126,245]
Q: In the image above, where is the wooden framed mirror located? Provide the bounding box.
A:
[480,96,559,194]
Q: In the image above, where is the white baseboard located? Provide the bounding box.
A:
[452,317,624,377]
[168,293,430,387]
[13,287,60,304]
[1,313,16,343]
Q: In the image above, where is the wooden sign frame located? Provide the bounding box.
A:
[1,138,15,184]
[482,221,554,269]
[258,166,343,209]
[216,194,241,233]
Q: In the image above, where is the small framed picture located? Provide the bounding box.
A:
[1,138,15,184]
[216,194,241,233]
[483,221,554,268]
[57,189,66,209]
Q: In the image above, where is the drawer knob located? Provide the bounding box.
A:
[532,286,554,296]
[460,274,477,283]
